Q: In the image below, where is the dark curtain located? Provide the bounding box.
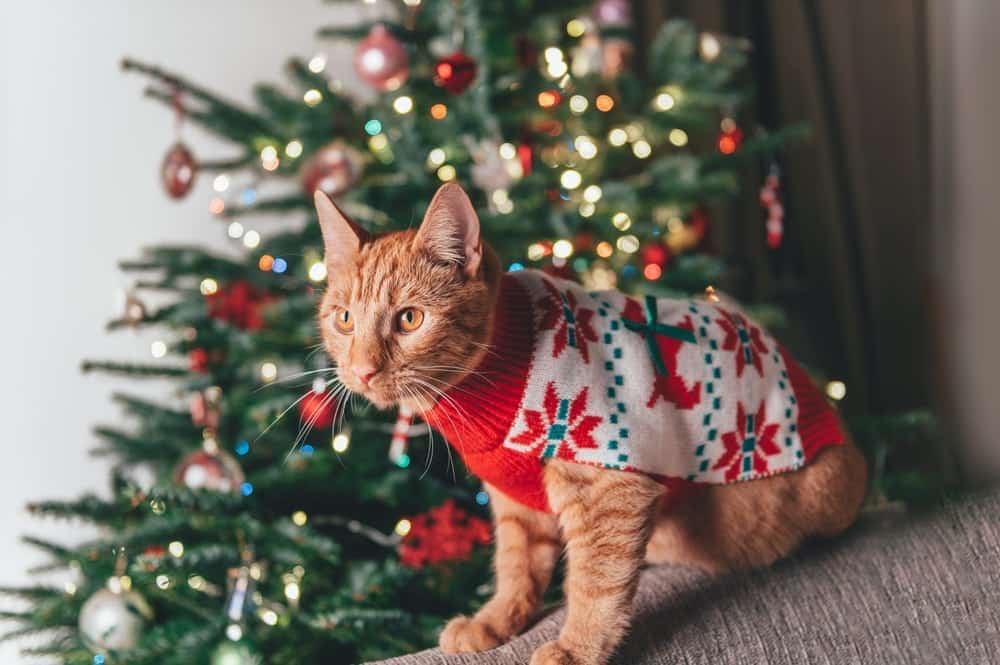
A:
[636,0,933,416]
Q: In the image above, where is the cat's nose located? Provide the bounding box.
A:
[353,364,380,385]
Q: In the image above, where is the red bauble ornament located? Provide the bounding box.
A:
[517,142,533,176]
[205,281,274,331]
[760,167,784,249]
[354,24,409,92]
[717,118,744,155]
[173,449,244,493]
[434,51,478,94]
[299,141,364,197]
[640,241,671,268]
[161,142,196,199]
[189,349,210,373]
[298,390,337,429]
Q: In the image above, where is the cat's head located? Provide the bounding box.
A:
[314,183,499,410]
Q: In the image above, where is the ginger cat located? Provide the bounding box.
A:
[314,184,867,665]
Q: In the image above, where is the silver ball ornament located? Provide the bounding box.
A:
[78,588,151,651]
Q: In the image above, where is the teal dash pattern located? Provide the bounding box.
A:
[597,298,630,469]
[689,301,723,481]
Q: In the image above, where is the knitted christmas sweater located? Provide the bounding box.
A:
[424,270,843,513]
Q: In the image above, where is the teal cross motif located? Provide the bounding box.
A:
[621,295,697,375]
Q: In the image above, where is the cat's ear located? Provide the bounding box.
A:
[314,190,368,275]
[415,183,482,279]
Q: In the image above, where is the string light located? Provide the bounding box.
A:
[612,212,632,231]
[569,95,588,114]
[583,185,603,202]
[259,608,279,626]
[227,222,244,239]
[226,624,243,641]
[427,148,446,167]
[632,140,652,159]
[499,142,517,160]
[363,119,382,135]
[308,261,327,282]
[595,241,614,258]
[308,54,327,73]
[543,47,564,64]
[209,197,225,215]
[644,264,663,280]
[64,581,77,596]
[260,362,278,382]
[552,239,574,258]
[284,581,301,602]
[617,235,640,253]
[258,255,275,271]
[150,341,167,358]
[437,164,456,182]
[826,381,847,401]
[188,575,206,590]
[430,103,447,119]
[260,146,277,162]
[608,128,628,146]
[368,134,388,151]
[595,94,615,112]
[527,243,546,261]
[704,285,721,302]
[303,89,323,106]
[285,140,303,158]
[475,490,490,505]
[213,174,230,192]
[403,0,421,5]
[538,90,560,108]
[579,202,596,217]
[566,18,586,37]
[332,431,350,453]
[168,541,184,558]
[560,169,582,189]
[200,278,219,295]
[243,230,261,249]
[574,136,598,159]
[654,92,676,111]
[291,510,308,526]
[394,518,412,537]
[699,33,721,61]
[668,129,689,147]
[392,95,414,114]
[547,59,568,77]
[156,575,170,590]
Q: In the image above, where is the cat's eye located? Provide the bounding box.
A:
[397,308,424,333]
[332,308,354,334]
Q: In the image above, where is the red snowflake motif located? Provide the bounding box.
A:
[713,401,782,482]
[715,308,769,378]
[398,499,492,569]
[205,281,275,330]
[509,382,602,460]
[536,279,598,363]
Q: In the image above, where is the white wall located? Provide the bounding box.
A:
[928,2,1000,484]
[0,2,356,660]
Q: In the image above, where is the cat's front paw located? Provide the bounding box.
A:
[530,641,587,665]
[439,615,504,653]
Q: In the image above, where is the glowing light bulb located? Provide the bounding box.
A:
[595,94,615,112]
[395,518,412,536]
[308,261,327,282]
[632,140,652,159]
[213,174,230,192]
[608,128,628,146]
[226,624,243,641]
[547,60,568,77]
[156,575,170,590]
[332,432,350,453]
[544,47,564,64]
[200,278,219,295]
[260,146,277,162]
[654,92,676,111]
[560,169,582,189]
[437,164,457,182]
[668,129,689,147]
[574,136,598,159]
[392,96,413,114]
[612,212,632,231]
[579,202,596,217]
[553,239,574,258]
[260,362,278,382]
[566,19,586,37]
[527,243,546,261]
[284,581,300,601]
[150,341,167,358]
[227,222,244,239]
[308,54,327,73]
[208,197,225,215]
[569,95,588,114]
[260,609,279,626]
[368,134,388,151]
[499,143,517,160]
[826,381,847,401]
[699,33,721,61]
[427,148,446,166]
[583,185,603,203]
[168,541,184,558]
[285,140,303,158]
[538,90,560,108]
[303,89,323,106]
[243,230,261,248]
[644,264,663,280]
[430,103,447,119]
[291,510,308,526]
[595,241,614,258]
[617,235,640,254]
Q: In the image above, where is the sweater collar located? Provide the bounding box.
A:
[422,273,536,455]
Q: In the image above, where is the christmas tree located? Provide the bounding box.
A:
[3,2,943,664]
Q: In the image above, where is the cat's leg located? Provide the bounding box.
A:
[531,461,663,665]
[646,434,867,573]
[439,483,560,653]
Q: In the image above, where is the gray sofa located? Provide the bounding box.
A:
[371,491,999,665]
